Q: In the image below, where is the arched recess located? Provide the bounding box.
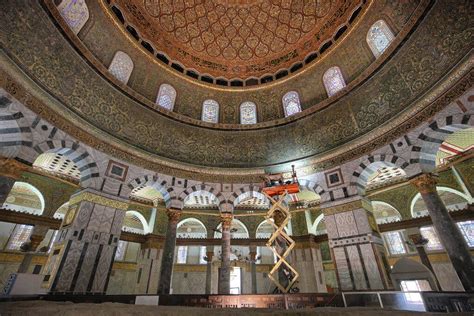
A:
[53,202,69,219]
[127,175,179,209]
[230,186,269,209]
[371,201,402,224]
[410,113,473,173]
[351,154,411,195]
[310,214,326,235]
[122,211,147,234]
[177,218,207,238]
[2,182,45,215]
[214,218,249,239]
[256,219,289,238]
[179,184,225,209]
[32,140,100,188]
[125,210,149,234]
[410,187,470,218]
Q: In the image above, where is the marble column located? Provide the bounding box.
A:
[411,173,474,291]
[249,245,257,294]
[323,198,391,291]
[407,230,440,291]
[0,158,28,205]
[18,225,49,273]
[157,208,181,294]
[218,213,232,294]
[205,250,214,294]
[44,188,128,294]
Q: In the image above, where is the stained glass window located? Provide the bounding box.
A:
[108,51,134,84]
[156,84,177,111]
[177,246,188,264]
[202,99,219,123]
[323,66,346,97]
[282,91,302,117]
[420,226,443,251]
[383,231,406,255]
[115,240,128,261]
[57,0,89,35]
[457,220,474,247]
[367,20,395,58]
[240,102,257,124]
[7,224,33,250]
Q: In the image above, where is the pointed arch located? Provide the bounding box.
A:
[178,184,225,210]
[32,140,100,188]
[228,185,269,207]
[323,66,346,97]
[123,210,149,234]
[351,154,411,195]
[127,174,179,209]
[108,51,134,84]
[410,113,474,173]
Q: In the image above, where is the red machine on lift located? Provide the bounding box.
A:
[262,165,300,197]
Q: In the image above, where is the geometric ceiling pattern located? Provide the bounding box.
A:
[184,190,218,207]
[366,166,407,189]
[113,0,361,79]
[33,152,81,180]
[130,186,164,203]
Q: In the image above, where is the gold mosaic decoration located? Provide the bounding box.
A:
[113,0,361,79]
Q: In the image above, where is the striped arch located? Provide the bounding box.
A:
[298,179,325,196]
[127,175,179,209]
[33,140,99,188]
[178,184,226,210]
[351,154,410,195]
[228,185,269,206]
[0,108,33,161]
[410,113,473,173]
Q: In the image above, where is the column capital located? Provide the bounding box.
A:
[0,158,29,179]
[410,173,438,194]
[220,212,233,228]
[165,208,182,223]
[205,251,214,262]
[407,233,429,247]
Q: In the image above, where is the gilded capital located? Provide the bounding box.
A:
[411,173,438,194]
[166,208,182,223]
[0,158,29,179]
[220,212,233,228]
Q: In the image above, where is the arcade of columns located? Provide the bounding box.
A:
[0,157,473,294]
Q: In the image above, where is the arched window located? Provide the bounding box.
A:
[366,20,395,58]
[57,0,89,34]
[156,84,177,111]
[323,66,346,97]
[282,91,302,117]
[240,102,257,124]
[202,99,219,123]
[108,51,134,84]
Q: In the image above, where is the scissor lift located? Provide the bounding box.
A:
[261,165,300,293]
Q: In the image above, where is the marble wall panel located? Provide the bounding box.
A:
[346,245,367,290]
[359,243,384,289]
[333,247,353,290]
[334,211,358,238]
[353,209,372,235]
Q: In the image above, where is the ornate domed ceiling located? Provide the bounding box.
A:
[112,0,363,81]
